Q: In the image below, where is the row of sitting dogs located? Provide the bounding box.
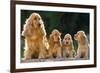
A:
[22,13,89,60]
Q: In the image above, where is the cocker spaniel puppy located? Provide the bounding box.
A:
[48,29,62,58]
[62,34,76,58]
[74,31,89,59]
[22,13,49,60]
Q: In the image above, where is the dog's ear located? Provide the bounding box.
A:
[26,14,34,27]
[59,32,61,36]
[80,32,87,44]
[22,18,34,37]
[50,34,53,40]
[25,18,28,24]
[40,21,47,36]
[49,34,54,45]
[22,24,26,36]
[62,38,66,45]
[70,35,73,42]
[22,24,31,37]
[63,37,65,42]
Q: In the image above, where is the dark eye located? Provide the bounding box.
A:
[38,17,40,20]
[68,38,70,40]
[65,38,67,40]
[66,38,70,40]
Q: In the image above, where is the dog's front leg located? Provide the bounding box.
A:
[24,49,33,60]
[56,47,62,58]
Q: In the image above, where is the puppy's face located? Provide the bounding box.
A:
[26,13,43,28]
[74,31,86,42]
[50,29,61,42]
[63,34,73,45]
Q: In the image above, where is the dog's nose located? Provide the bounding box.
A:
[66,42,68,44]
[38,23,41,26]
[58,37,60,40]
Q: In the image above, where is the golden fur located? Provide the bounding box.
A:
[74,31,89,59]
[22,13,49,60]
[62,34,76,58]
[48,29,62,58]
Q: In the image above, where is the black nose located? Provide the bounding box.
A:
[66,42,68,44]
[38,23,41,26]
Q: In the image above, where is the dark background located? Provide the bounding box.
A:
[21,10,90,58]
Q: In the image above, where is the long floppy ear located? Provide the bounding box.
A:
[59,32,61,36]
[71,36,74,44]
[49,34,54,43]
[40,19,44,27]
[22,24,26,36]
[80,33,87,44]
[50,34,53,40]
[63,37,65,43]
[22,24,31,37]
[40,21,47,36]
[70,37,73,44]
[22,18,33,37]
[63,35,67,45]
[25,16,33,26]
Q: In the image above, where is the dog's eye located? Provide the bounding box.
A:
[68,38,70,40]
[67,38,70,40]
[65,38,67,40]
[38,17,40,20]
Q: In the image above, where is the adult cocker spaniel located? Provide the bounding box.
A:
[22,13,49,60]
